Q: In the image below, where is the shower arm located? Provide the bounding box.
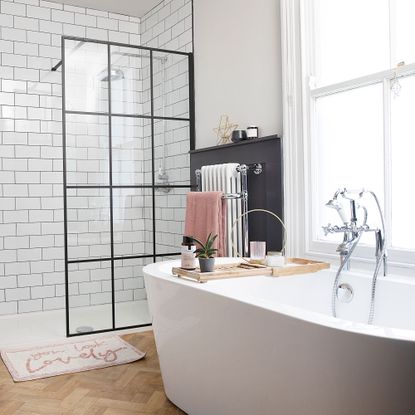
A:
[51,41,85,71]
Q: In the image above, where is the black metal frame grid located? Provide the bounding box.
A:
[61,36,194,337]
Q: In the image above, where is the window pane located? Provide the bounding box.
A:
[314,84,384,243]
[314,0,389,87]
[391,75,415,249]
[393,0,415,66]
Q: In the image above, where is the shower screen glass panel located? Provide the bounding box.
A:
[153,119,190,186]
[152,51,190,119]
[110,46,150,116]
[64,40,109,113]
[112,117,149,185]
[66,114,109,186]
[68,261,113,333]
[67,188,111,261]
[154,187,188,256]
[113,188,153,257]
[114,258,152,328]
[62,37,193,337]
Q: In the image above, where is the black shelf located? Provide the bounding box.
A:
[189,134,280,155]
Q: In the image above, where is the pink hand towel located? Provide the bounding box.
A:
[184,191,227,257]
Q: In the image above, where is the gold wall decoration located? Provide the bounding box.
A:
[213,115,238,145]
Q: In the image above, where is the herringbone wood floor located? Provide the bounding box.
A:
[0,331,186,415]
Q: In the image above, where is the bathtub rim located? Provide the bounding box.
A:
[144,258,415,343]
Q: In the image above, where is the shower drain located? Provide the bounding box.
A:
[76,326,94,334]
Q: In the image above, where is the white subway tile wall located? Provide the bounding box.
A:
[141,0,192,258]
[0,0,192,316]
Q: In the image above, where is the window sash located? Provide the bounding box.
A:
[300,0,415,272]
[310,63,415,100]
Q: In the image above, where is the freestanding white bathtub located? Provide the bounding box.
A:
[143,259,415,415]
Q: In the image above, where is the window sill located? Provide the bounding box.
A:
[303,245,415,278]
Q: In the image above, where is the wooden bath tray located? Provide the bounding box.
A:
[172,258,330,283]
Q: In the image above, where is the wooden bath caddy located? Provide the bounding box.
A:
[172,258,330,283]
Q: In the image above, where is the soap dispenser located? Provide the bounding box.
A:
[181,236,196,270]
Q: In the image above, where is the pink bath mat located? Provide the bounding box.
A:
[1,335,146,382]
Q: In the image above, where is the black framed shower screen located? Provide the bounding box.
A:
[60,36,194,337]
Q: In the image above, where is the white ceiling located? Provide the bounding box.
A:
[51,0,162,18]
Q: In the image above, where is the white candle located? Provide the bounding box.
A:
[266,252,285,267]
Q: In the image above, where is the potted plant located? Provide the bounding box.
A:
[191,233,218,272]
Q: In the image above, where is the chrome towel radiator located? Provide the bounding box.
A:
[195,163,262,257]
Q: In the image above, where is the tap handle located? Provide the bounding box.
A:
[342,188,365,197]
[375,229,383,255]
[322,224,331,236]
[350,200,357,223]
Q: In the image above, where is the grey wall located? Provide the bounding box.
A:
[193,0,283,149]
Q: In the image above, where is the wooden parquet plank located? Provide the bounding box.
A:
[145,391,169,412]
[0,331,186,415]
[0,400,24,415]
[60,387,90,409]
[102,409,146,415]
[94,398,146,411]
[42,376,77,394]
[114,365,142,389]
[20,398,62,414]
[69,396,99,415]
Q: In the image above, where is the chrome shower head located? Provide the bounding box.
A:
[99,68,125,82]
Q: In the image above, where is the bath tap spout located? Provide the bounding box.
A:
[323,222,361,271]
[324,188,388,324]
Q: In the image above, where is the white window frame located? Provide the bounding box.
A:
[281,0,415,274]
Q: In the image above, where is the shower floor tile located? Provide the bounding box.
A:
[0,300,151,348]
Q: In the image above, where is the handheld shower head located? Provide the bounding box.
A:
[326,199,348,224]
